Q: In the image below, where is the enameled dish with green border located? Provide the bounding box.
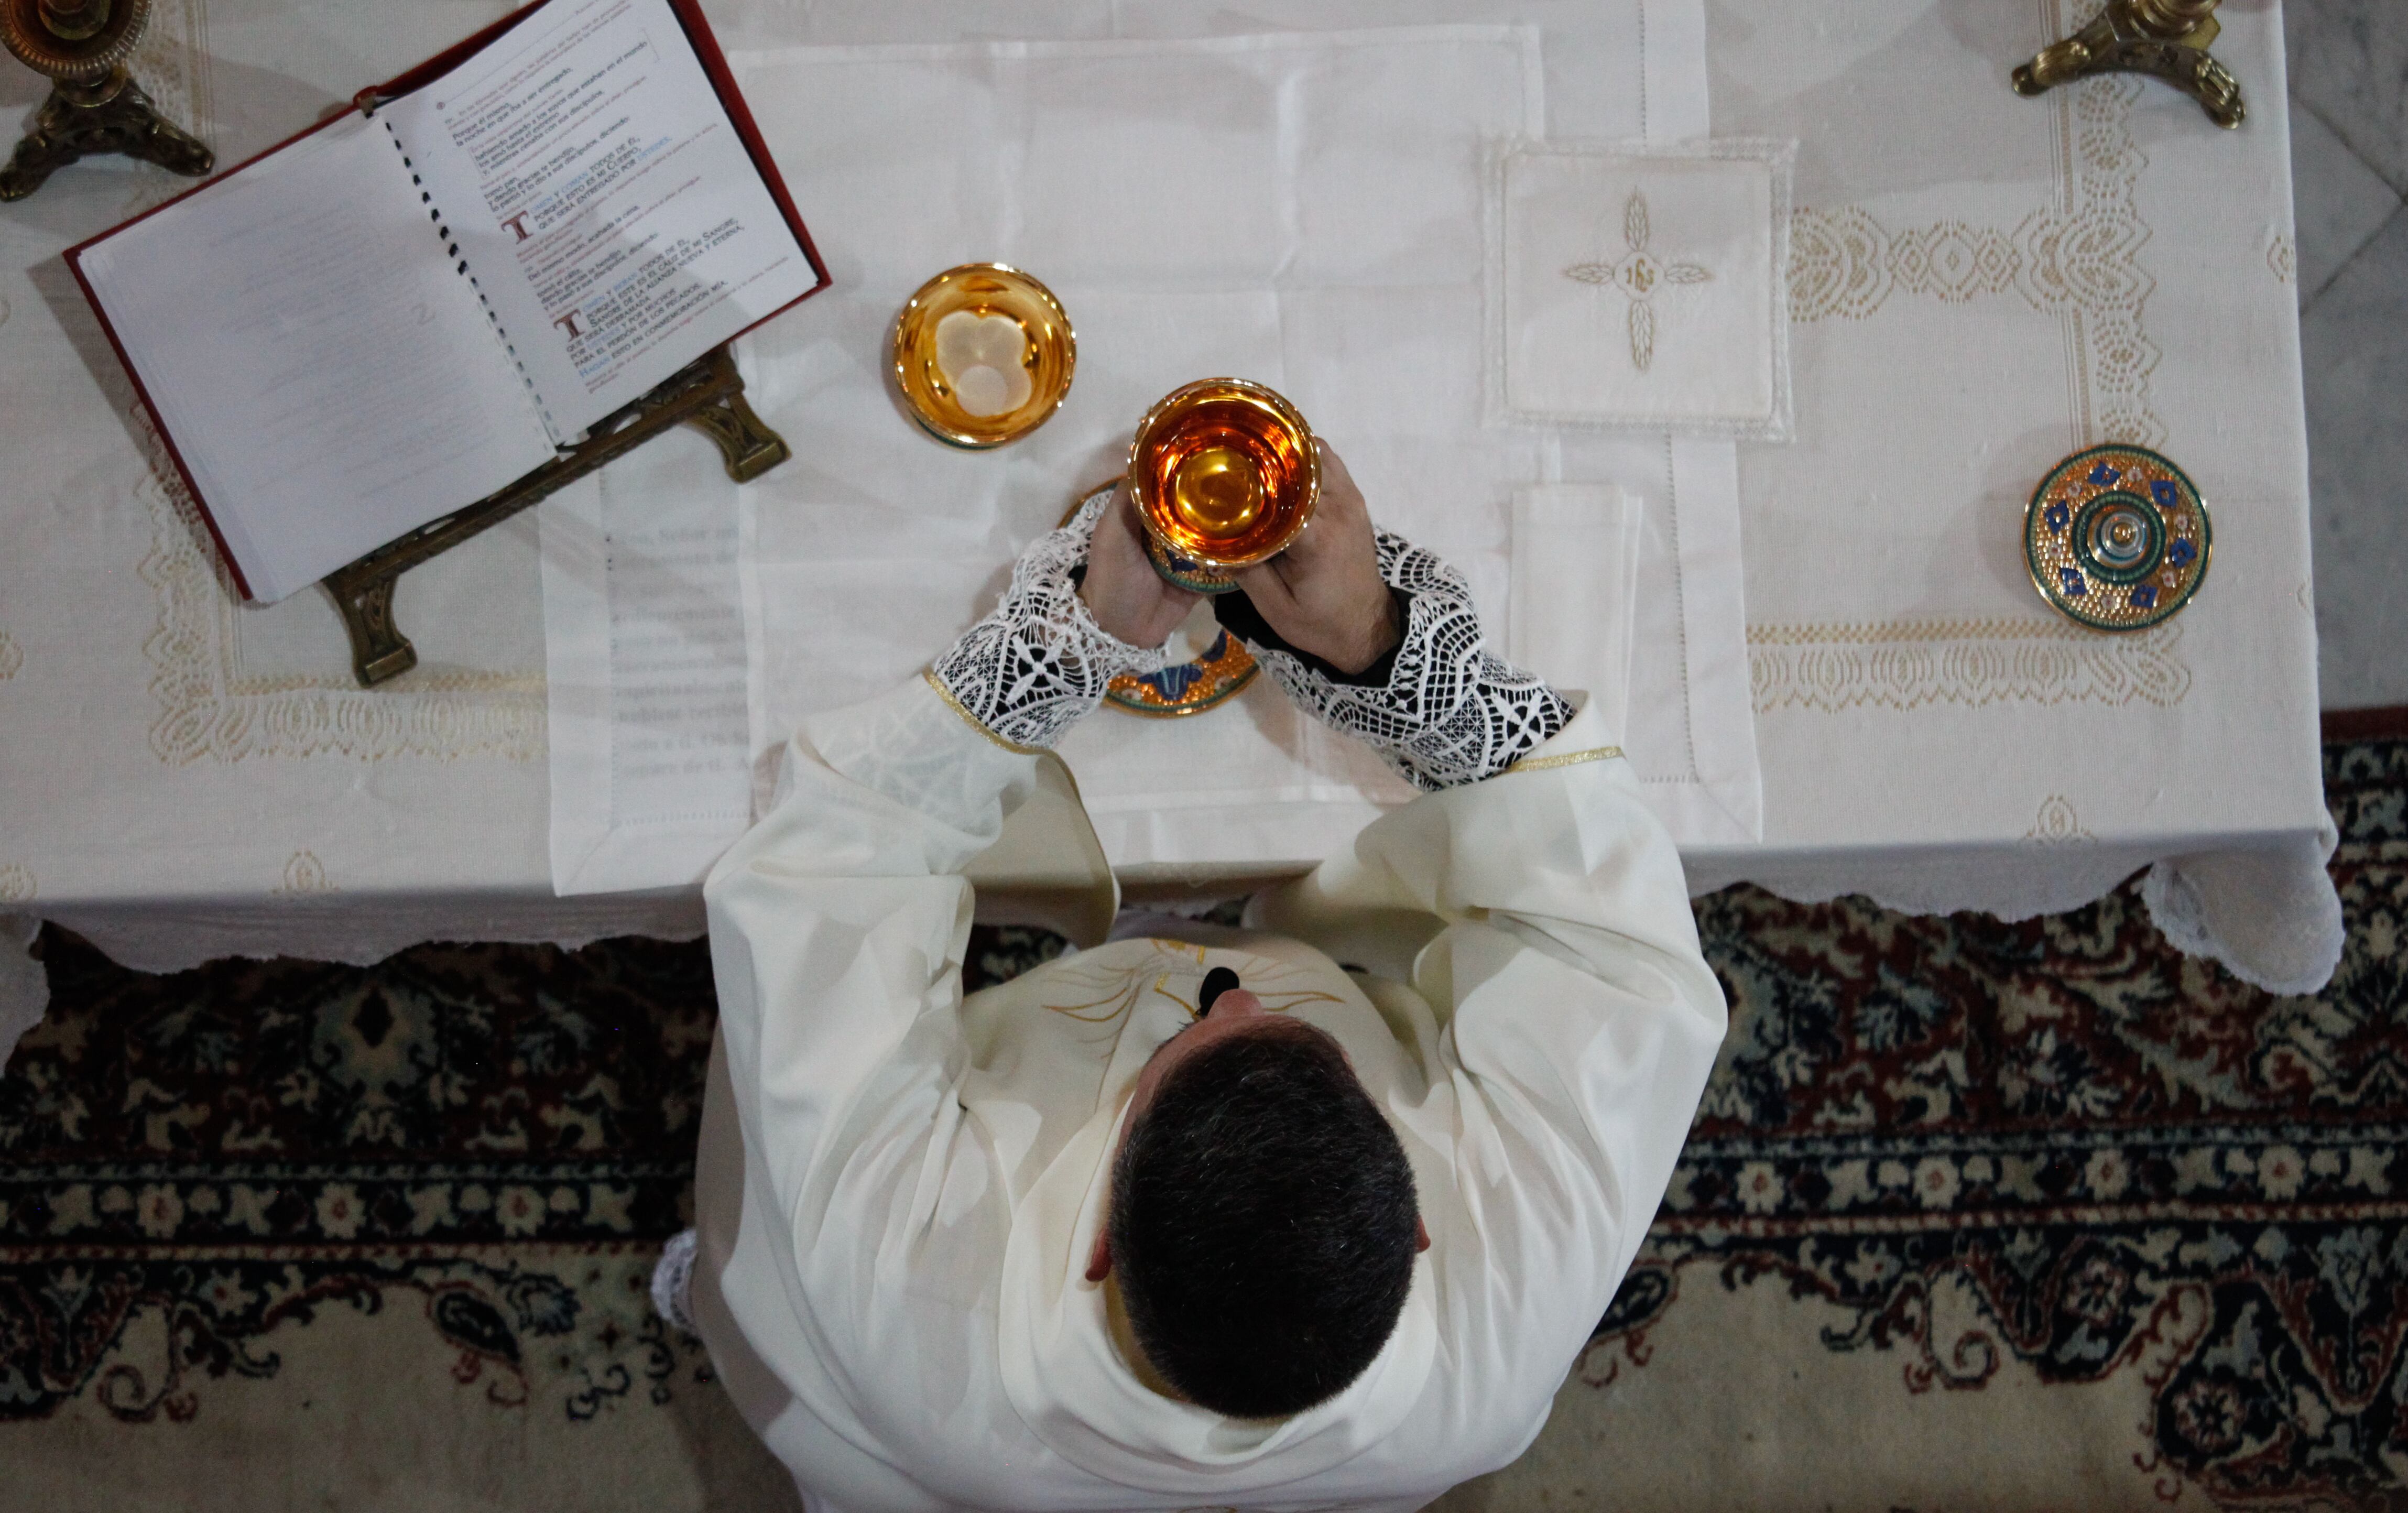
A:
[2024,443,2210,632]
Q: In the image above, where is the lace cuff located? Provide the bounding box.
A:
[1225,532,1573,790]
[929,489,1173,750]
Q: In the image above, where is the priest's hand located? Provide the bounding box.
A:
[1229,443,1402,676]
[1211,444,1573,790]
[930,485,1180,750]
[1080,478,1201,649]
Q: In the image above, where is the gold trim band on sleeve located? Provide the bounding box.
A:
[923,670,1051,756]
[1505,744,1624,774]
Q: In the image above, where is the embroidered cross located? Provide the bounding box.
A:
[1563,188,1712,372]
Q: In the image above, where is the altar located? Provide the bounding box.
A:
[0,0,2333,1057]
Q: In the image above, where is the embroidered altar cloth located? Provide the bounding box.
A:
[0,0,2340,1068]
[1682,0,2337,993]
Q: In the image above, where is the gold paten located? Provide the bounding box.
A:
[891,263,1075,449]
[1104,627,1260,717]
[1,0,214,200]
[2011,0,2242,128]
[327,346,788,687]
[1127,379,1319,597]
[1052,482,1263,717]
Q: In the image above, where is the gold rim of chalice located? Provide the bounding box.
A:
[891,263,1075,449]
[1127,378,1320,571]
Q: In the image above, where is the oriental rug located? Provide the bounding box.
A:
[2,727,2402,1512]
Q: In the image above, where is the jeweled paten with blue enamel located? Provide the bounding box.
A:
[1104,628,1258,717]
[2024,443,2211,632]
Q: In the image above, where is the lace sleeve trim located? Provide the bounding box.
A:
[928,489,1173,751]
[1234,532,1575,790]
[923,670,1050,756]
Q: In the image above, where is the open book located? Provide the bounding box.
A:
[67,0,827,603]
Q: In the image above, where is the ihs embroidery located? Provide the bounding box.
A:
[1563,188,1713,372]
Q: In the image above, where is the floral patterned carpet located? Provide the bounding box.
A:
[1481,725,2408,1513]
[2,728,2402,1511]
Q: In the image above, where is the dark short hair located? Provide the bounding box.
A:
[1109,1022,1419,1418]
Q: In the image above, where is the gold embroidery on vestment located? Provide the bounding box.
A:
[1508,746,1625,774]
[1037,948,1343,1024]
[923,670,1049,757]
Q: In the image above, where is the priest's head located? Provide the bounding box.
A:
[1082,978,1423,1419]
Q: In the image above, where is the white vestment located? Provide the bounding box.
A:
[692,676,1725,1513]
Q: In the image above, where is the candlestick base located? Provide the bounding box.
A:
[2011,0,2241,129]
[1,69,214,201]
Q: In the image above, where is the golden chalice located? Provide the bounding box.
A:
[1128,378,1319,594]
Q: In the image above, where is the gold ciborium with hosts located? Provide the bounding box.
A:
[1128,378,1320,595]
[891,263,1075,449]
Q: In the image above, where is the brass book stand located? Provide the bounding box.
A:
[323,345,789,687]
[1,0,213,201]
[2012,0,2242,128]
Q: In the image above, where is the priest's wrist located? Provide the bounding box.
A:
[924,490,1172,750]
[1078,479,1201,649]
[1322,588,1404,676]
[1213,583,1411,688]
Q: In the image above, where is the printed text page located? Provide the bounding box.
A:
[388,0,812,438]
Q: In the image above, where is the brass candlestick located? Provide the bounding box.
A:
[2012,0,2242,128]
[2,0,213,202]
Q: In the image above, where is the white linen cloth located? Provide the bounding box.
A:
[0,0,1736,1069]
[540,455,755,896]
[714,23,1762,877]
[1682,0,2339,993]
[691,674,1725,1512]
[1510,486,1642,745]
[1491,139,1795,438]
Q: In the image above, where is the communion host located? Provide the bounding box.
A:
[659,443,1727,1512]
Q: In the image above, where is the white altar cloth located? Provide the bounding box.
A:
[532,2,1764,892]
[1681,0,2339,993]
[0,0,2340,1069]
[707,23,1761,875]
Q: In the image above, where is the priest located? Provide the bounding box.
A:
[660,444,1727,1511]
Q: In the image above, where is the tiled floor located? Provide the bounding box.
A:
[2287,0,2408,710]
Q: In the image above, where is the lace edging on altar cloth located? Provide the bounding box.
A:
[1748,618,2191,713]
[1783,74,2165,453]
[1485,137,1796,441]
[130,408,545,766]
[2142,830,2345,998]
